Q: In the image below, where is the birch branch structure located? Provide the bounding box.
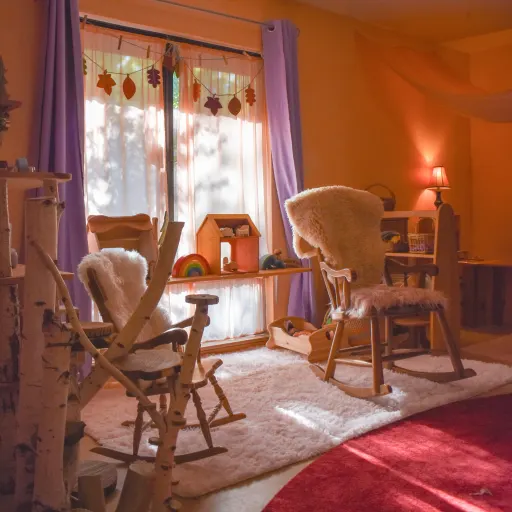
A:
[80,221,184,407]
[152,295,218,512]
[31,241,166,433]
[0,178,20,495]
[15,196,58,510]
[32,312,72,512]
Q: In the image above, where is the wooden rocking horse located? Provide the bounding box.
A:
[76,248,245,464]
[285,186,476,398]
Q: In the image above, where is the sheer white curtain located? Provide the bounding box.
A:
[163,44,271,341]
[83,26,167,219]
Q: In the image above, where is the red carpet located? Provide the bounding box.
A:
[265,394,512,512]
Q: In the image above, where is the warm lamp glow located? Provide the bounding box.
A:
[427,166,450,190]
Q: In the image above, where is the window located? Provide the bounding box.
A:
[83,27,271,341]
[83,28,167,220]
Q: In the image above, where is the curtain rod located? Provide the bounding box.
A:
[80,16,262,58]
[152,0,274,30]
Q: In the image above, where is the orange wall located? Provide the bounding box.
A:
[1,0,472,322]
[0,0,44,251]
[470,41,512,260]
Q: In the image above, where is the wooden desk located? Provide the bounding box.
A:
[459,260,512,328]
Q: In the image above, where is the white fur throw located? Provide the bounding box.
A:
[77,249,172,343]
[333,285,448,319]
[285,186,386,288]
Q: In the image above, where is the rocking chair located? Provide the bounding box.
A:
[285,186,476,398]
[77,249,245,463]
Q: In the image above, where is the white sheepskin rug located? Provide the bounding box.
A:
[82,348,512,498]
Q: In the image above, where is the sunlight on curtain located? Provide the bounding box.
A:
[163,44,270,341]
[83,27,167,220]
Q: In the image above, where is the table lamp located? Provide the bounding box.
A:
[427,166,450,208]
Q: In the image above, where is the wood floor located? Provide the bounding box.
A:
[2,329,511,512]
[97,329,512,512]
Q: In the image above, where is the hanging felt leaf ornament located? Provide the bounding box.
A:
[228,96,241,117]
[97,70,116,96]
[193,80,201,102]
[174,58,181,78]
[83,57,87,76]
[123,75,136,100]
[245,86,256,106]
[204,95,222,116]
[147,66,161,88]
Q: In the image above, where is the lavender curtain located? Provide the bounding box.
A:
[32,1,91,349]
[262,20,314,321]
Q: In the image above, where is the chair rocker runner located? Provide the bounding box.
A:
[285,186,476,399]
[78,249,245,464]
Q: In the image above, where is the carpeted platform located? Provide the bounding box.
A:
[265,394,512,512]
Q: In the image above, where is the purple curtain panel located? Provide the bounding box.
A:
[262,20,315,321]
[31,0,91,374]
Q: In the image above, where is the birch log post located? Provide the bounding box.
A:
[32,311,72,512]
[15,197,58,511]
[80,222,184,408]
[115,461,155,512]
[152,296,217,512]
[0,178,20,495]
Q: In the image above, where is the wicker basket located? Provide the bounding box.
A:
[365,183,396,211]
[408,233,435,254]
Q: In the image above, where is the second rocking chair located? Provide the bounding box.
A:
[285,186,476,398]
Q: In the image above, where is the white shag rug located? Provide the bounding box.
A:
[82,348,512,498]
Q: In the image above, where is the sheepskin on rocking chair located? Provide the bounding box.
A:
[285,185,476,398]
[77,249,246,463]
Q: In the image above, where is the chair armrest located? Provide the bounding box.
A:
[385,258,439,277]
[131,328,188,352]
[319,262,357,311]
[172,316,194,329]
[319,262,357,282]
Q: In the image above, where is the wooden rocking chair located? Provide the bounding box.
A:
[285,186,476,399]
[78,249,245,463]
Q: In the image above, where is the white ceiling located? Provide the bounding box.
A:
[295,0,512,43]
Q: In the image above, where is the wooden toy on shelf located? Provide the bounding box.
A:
[222,257,239,272]
[197,213,261,274]
[172,253,210,277]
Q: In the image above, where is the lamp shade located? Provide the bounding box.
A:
[427,166,450,190]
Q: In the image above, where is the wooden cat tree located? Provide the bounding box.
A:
[1,174,208,511]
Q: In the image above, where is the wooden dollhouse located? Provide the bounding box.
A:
[196,214,261,274]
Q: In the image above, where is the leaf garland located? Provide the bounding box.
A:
[193,80,201,102]
[245,86,256,106]
[228,96,241,117]
[147,66,161,88]
[97,70,116,96]
[123,75,136,100]
[204,95,222,116]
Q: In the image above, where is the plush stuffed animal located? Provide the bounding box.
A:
[260,253,286,270]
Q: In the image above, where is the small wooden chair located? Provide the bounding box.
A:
[285,186,476,398]
[77,249,245,463]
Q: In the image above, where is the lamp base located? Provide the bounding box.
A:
[434,190,444,209]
